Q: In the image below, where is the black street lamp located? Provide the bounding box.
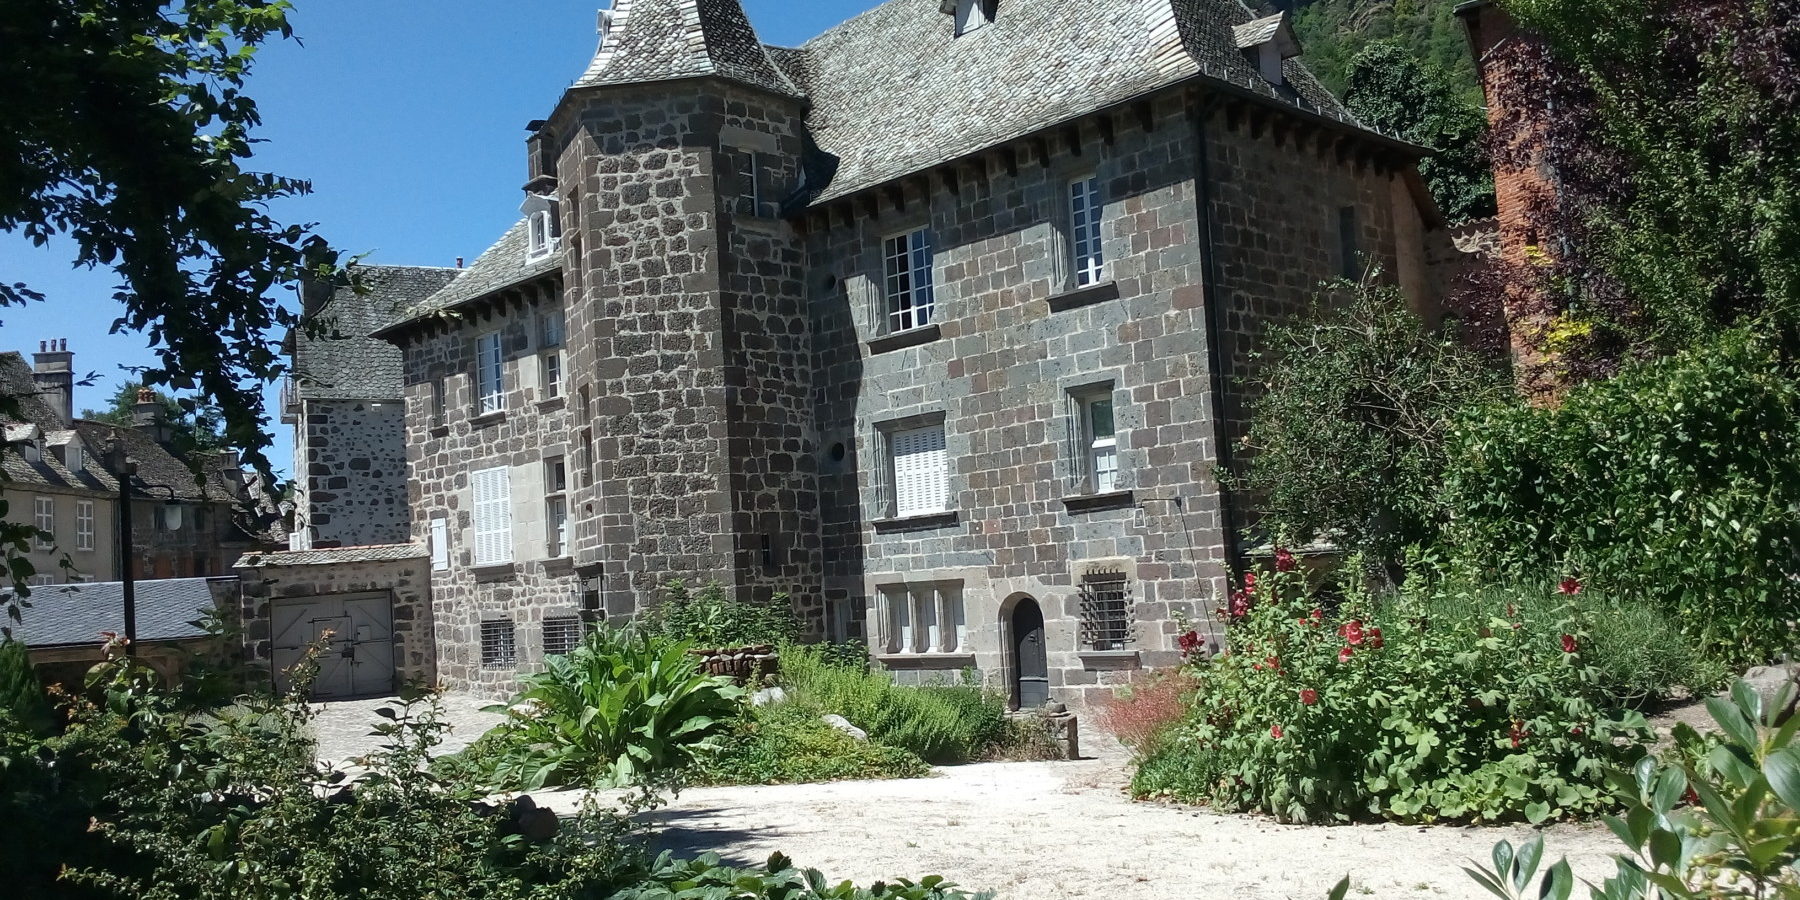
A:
[107,440,179,658]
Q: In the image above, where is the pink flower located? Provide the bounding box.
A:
[1337,620,1365,646]
[1275,548,1297,573]
[1270,724,1284,739]
[1337,646,1354,663]
[1561,634,1578,654]
[1243,572,1258,593]
[1299,688,1318,705]
[1177,631,1202,654]
[1559,577,1582,595]
[1310,608,1325,624]
[1227,590,1252,620]
[1509,720,1528,749]
[1366,627,1384,649]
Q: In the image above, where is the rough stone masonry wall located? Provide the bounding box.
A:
[299,399,412,548]
[400,278,583,697]
[712,84,825,632]
[235,557,434,690]
[804,93,1232,709]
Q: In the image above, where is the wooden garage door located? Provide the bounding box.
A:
[270,592,396,700]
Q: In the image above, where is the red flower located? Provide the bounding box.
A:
[1509,720,1528,749]
[1683,786,1699,806]
[1559,577,1582,595]
[1243,572,1257,593]
[1561,634,1578,654]
[1366,627,1384,649]
[1177,630,1202,654]
[1337,620,1365,646]
[1275,548,1297,573]
[1310,608,1324,624]
[1299,688,1318,705]
[1228,590,1252,620]
[1264,655,1281,672]
[1337,646,1354,663]
[1270,724,1284,739]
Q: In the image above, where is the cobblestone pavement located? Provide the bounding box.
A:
[309,693,505,764]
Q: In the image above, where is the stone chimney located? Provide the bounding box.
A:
[133,387,171,443]
[30,338,72,425]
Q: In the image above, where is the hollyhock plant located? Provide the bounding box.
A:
[1299,688,1318,705]
[1366,627,1384,649]
[1337,620,1365,646]
[1177,630,1203,655]
[1270,724,1284,739]
[1275,547,1297,572]
[1559,577,1582,595]
[1561,634,1579,654]
[1337,646,1354,663]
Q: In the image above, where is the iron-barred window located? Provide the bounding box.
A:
[1079,571,1133,651]
[480,619,517,669]
[542,616,585,657]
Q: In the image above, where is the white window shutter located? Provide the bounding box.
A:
[471,467,513,565]
[430,518,449,571]
[891,425,947,517]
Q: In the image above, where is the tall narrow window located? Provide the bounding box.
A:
[1338,205,1360,280]
[889,424,949,518]
[545,454,569,558]
[75,500,94,551]
[540,309,565,401]
[480,619,518,668]
[429,379,446,426]
[470,466,513,566]
[885,587,913,654]
[1070,175,1105,287]
[475,332,504,414]
[883,228,935,333]
[1081,393,1118,493]
[34,497,54,549]
[430,517,450,571]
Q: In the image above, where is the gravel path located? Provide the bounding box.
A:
[310,694,1626,899]
[310,694,506,764]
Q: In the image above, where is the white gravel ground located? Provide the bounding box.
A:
[311,696,1625,899]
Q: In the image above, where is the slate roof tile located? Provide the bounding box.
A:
[235,544,428,568]
[9,576,222,647]
[377,221,561,336]
[295,265,460,401]
[578,0,802,98]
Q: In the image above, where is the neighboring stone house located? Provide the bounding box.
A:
[0,347,120,585]
[315,0,1459,706]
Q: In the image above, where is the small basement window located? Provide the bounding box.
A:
[481,619,518,668]
[542,616,585,657]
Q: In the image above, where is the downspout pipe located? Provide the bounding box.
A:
[1191,90,1242,574]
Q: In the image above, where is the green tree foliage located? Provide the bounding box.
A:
[1236,281,1510,573]
[1344,41,1496,222]
[0,639,54,737]
[1441,330,1800,664]
[647,578,799,649]
[80,380,226,454]
[0,0,344,476]
[1291,0,1481,103]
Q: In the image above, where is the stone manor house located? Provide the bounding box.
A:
[244,0,1463,707]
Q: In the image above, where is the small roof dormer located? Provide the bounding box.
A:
[942,0,997,36]
[520,193,560,262]
[1233,11,1303,87]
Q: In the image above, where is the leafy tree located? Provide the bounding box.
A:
[1235,281,1510,576]
[1291,0,1482,104]
[0,1,346,598]
[0,639,54,737]
[1492,0,1800,373]
[1344,40,1496,223]
[81,380,226,454]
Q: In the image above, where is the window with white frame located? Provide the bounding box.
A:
[523,193,559,261]
[475,332,504,414]
[882,228,935,333]
[34,497,54,549]
[1079,570,1133,651]
[540,309,565,400]
[880,582,966,654]
[542,616,585,657]
[545,458,568,558]
[888,423,949,518]
[1069,175,1105,287]
[26,574,55,587]
[470,466,513,566]
[953,0,994,35]
[64,444,84,472]
[75,500,94,551]
[430,517,449,571]
[1076,389,1119,493]
[480,619,517,668]
[428,379,446,426]
[528,211,553,258]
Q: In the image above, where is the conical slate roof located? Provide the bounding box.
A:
[576,0,802,99]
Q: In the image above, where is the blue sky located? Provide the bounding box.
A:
[2,0,877,475]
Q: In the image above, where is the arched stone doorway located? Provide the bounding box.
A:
[1009,596,1049,709]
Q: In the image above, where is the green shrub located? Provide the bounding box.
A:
[647,579,798,648]
[482,624,744,790]
[1442,330,1800,663]
[0,638,53,736]
[1135,561,1653,823]
[615,851,990,900]
[695,701,929,785]
[781,645,1009,765]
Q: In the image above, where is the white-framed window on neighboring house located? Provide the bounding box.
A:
[542,616,585,657]
[880,582,966,654]
[26,574,55,587]
[540,308,565,400]
[1069,174,1105,287]
[475,332,504,414]
[1075,389,1119,493]
[888,423,949,518]
[430,517,450,571]
[882,228,935,333]
[34,497,54,549]
[523,193,559,262]
[470,466,513,566]
[480,618,517,668]
[1079,570,1134,651]
[64,444,84,472]
[546,497,569,559]
[75,500,94,551]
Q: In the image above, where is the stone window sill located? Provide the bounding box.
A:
[470,410,507,428]
[1078,649,1140,669]
[536,396,567,413]
[865,323,942,355]
[1047,280,1120,312]
[427,424,450,438]
[541,556,575,576]
[1061,490,1135,513]
[872,510,960,533]
[471,563,517,583]
[876,652,977,669]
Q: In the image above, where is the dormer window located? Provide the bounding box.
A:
[520,193,560,261]
[949,0,995,36]
[1232,12,1303,88]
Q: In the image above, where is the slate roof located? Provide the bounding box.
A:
[9,577,221,647]
[1232,12,1288,49]
[782,0,1369,206]
[71,420,241,504]
[374,220,561,337]
[236,543,428,568]
[0,352,117,495]
[295,265,460,401]
[577,0,802,98]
